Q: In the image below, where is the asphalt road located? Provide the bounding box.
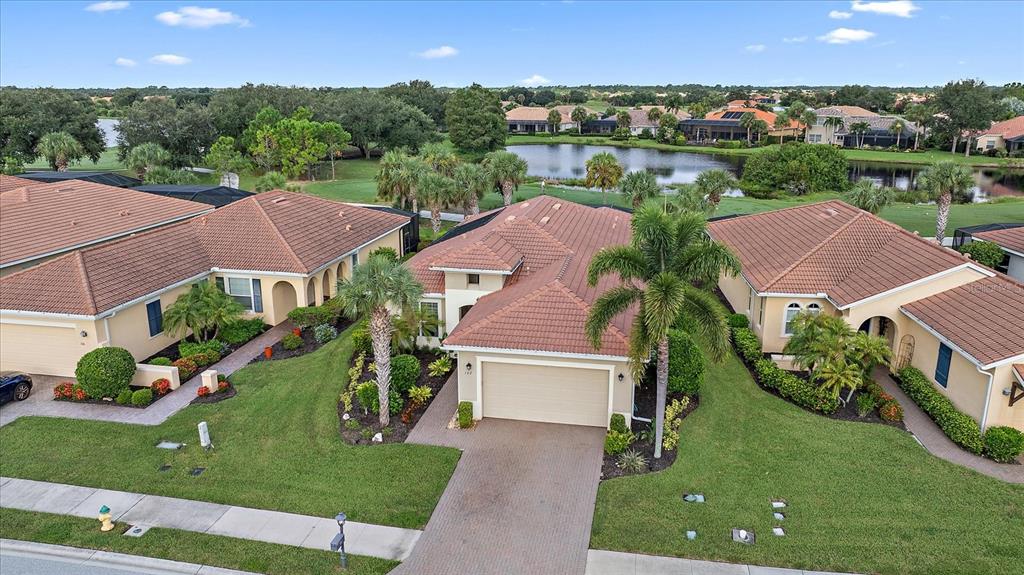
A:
[0,552,154,575]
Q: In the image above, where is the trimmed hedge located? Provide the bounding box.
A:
[179,340,222,360]
[895,366,983,454]
[351,322,373,357]
[131,388,153,406]
[982,426,1024,463]
[390,355,420,393]
[733,328,838,414]
[287,304,339,329]
[727,313,749,329]
[220,318,266,345]
[668,329,704,396]
[149,357,173,366]
[609,413,628,434]
[75,347,136,399]
[458,401,473,429]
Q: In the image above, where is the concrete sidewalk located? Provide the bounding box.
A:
[587,550,862,575]
[0,477,419,561]
[1,539,259,575]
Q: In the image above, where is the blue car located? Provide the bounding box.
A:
[0,372,32,404]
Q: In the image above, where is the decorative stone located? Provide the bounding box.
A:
[773,512,785,520]
[190,467,206,476]
[342,413,350,421]
[372,432,383,443]
[771,500,787,509]
[685,530,697,540]
[731,528,755,545]
[772,527,785,536]
[155,441,183,450]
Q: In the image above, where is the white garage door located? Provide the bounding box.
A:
[0,322,83,376]
[481,361,609,427]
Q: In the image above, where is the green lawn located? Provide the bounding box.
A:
[590,345,1024,575]
[0,327,460,529]
[0,509,397,575]
[24,147,127,171]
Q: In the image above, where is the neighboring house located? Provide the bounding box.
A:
[972,226,1024,281]
[0,191,407,376]
[709,200,1022,431]
[807,107,917,148]
[974,116,1024,153]
[19,171,142,188]
[505,105,592,133]
[132,184,254,207]
[406,196,637,428]
[680,108,800,142]
[0,176,212,277]
[574,106,690,135]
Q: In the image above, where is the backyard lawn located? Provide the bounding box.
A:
[0,509,398,575]
[589,344,1024,575]
[0,326,460,530]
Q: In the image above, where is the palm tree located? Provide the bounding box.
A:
[904,104,930,150]
[889,119,906,148]
[619,170,660,208]
[417,172,457,234]
[419,142,459,178]
[739,112,756,143]
[773,113,790,143]
[822,116,845,145]
[35,131,84,172]
[849,121,871,148]
[664,94,684,115]
[336,254,423,426]
[377,150,425,212]
[585,152,624,205]
[616,110,632,131]
[482,150,528,206]
[841,180,895,214]
[452,162,489,215]
[917,161,974,244]
[751,119,770,143]
[571,106,589,134]
[126,142,171,179]
[547,109,563,134]
[646,107,663,124]
[800,110,817,141]
[162,281,244,343]
[694,169,736,210]
[814,358,863,403]
[586,203,740,458]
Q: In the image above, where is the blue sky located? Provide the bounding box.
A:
[1,1,1021,88]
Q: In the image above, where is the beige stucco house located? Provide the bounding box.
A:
[973,116,1024,154]
[709,201,1023,432]
[0,191,407,377]
[406,196,636,428]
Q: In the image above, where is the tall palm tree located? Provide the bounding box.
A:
[126,142,171,179]
[917,161,974,244]
[482,150,527,206]
[547,109,563,134]
[377,150,425,212]
[616,110,632,130]
[823,116,845,145]
[646,107,663,124]
[889,119,906,148]
[694,169,736,210]
[664,94,684,115]
[586,203,740,458]
[841,180,894,214]
[619,170,660,208]
[35,131,84,172]
[452,162,489,215]
[751,119,770,143]
[585,152,624,205]
[417,172,457,233]
[739,112,756,143]
[571,105,589,134]
[904,104,930,150]
[336,254,423,426]
[800,110,818,141]
[773,113,790,143]
[849,121,871,148]
[419,142,459,178]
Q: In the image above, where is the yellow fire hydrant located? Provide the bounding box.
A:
[97,505,114,532]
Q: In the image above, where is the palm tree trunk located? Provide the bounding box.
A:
[370,307,393,426]
[935,191,952,245]
[431,208,441,233]
[653,337,669,459]
[950,136,958,154]
[469,195,480,215]
[964,135,971,157]
[914,131,919,150]
[501,181,514,206]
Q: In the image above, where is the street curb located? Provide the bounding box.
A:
[0,538,260,575]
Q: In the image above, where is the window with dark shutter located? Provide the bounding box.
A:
[146,300,163,337]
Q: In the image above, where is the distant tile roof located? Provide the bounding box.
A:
[408,196,634,357]
[814,105,879,118]
[505,105,594,123]
[0,177,211,268]
[978,115,1024,141]
[0,191,407,316]
[834,115,918,135]
[974,226,1024,255]
[705,107,799,129]
[901,275,1024,366]
[707,200,978,307]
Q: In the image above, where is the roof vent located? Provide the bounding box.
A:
[522,202,530,208]
[540,216,550,224]
[338,210,345,218]
[552,203,562,210]
[271,196,288,204]
[823,208,839,217]
[119,210,129,217]
[345,224,352,231]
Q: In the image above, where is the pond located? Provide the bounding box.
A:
[506,144,1024,202]
[96,118,119,148]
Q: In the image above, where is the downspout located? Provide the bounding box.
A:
[976,365,994,432]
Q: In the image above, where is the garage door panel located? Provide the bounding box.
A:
[482,362,608,427]
[0,323,82,376]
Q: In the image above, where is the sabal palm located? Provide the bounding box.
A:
[419,142,459,178]
[417,172,457,233]
[823,116,845,143]
[127,142,171,179]
[336,254,423,426]
[849,122,871,147]
[377,151,425,212]
[35,131,84,172]
[889,120,906,148]
[547,109,562,133]
[619,170,660,208]
[452,162,489,215]
[905,104,930,150]
[917,161,974,244]
[482,150,527,206]
[739,112,756,143]
[571,106,589,133]
[585,152,624,205]
[586,202,740,458]
[646,107,662,123]
[694,169,736,209]
[841,180,894,214]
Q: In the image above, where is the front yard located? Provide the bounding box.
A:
[590,345,1024,575]
[0,326,460,530]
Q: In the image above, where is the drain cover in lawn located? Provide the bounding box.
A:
[731,528,755,545]
[773,512,785,520]
[682,493,705,503]
[158,464,171,472]
[685,530,697,540]
[772,527,786,536]
[771,500,787,509]
[190,467,206,476]
[156,441,183,450]
[124,525,151,537]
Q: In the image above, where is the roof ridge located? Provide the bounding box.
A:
[72,251,99,315]
[859,203,976,265]
[762,208,867,290]
[449,279,561,340]
[553,280,631,348]
[249,194,308,273]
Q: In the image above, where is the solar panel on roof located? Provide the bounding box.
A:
[721,111,745,119]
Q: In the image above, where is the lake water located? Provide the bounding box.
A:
[97,118,119,148]
[506,144,1024,202]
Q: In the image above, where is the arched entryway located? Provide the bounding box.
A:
[321,271,332,303]
[306,278,316,306]
[336,261,348,284]
[272,281,298,324]
[857,315,898,352]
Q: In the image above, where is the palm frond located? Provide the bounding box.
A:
[642,272,687,339]
[674,242,742,285]
[585,285,643,349]
[679,286,730,362]
[586,245,647,286]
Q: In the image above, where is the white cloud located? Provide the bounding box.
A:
[85,1,129,12]
[782,36,808,43]
[744,44,766,53]
[851,1,920,18]
[415,45,458,59]
[829,10,853,19]
[156,6,250,28]
[149,54,191,65]
[520,74,551,87]
[817,27,876,44]
[114,57,136,67]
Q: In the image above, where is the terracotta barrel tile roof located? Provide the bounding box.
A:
[0,175,38,192]
[814,105,879,118]
[978,115,1024,140]
[974,226,1024,255]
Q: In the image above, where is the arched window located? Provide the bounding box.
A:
[806,303,821,315]
[784,303,802,335]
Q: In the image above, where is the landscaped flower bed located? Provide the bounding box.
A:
[53,347,177,409]
[251,317,353,363]
[191,374,236,405]
[53,376,175,409]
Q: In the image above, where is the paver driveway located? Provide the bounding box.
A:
[398,377,605,575]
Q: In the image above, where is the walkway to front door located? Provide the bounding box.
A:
[398,376,606,574]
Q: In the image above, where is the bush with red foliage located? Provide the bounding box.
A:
[151,378,171,396]
[197,386,211,398]
[53,382,74,400]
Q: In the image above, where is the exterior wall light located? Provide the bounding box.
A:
[617,373,625,382]
[80,330,88,338]
[465,362,472,374]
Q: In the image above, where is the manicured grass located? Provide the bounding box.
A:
[24,147,127,171]
[0,327,460,529]
[590,345,1024,575]
[304,159,381,203]
[0,509,398,575]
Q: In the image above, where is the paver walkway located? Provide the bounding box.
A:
[0,322,292,428]
[0,477,419,561]
[586,550,863,575]
[873,368,1024,483]
[398,375,606,574]
[1,539,260,575]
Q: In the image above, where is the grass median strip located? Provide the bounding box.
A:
[0,508,397,575]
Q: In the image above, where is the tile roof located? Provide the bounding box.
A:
[833,115,918,135]
[429,233,523,272]
[901,275,1024,366]
[707,200,976,307]
[978,115,1024,140]
[0,191,407,316]
[814,105,879,118]
[408,196,634,357]
[974,226,1024,255]
[705,107,799,129]
[0,177,211,267]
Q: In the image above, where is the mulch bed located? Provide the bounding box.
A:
[53,388,176,409]
[601,379,699,479]
[339,348,451,445]
[250,318,353,364]
[189,385,237,405]
[144,325,269,364]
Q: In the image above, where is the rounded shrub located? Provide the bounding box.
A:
[149,357,173,366]
[131,388,153,406]
[75,347,136,399]
[609,413,629,434]
[727,313,749,329]
[604,430,634,455]
[172,357,199,380]
[115,389,133,405]
[356,382,378,412]
[282,332,303,351]
[390,354,420,393]
[668,329,705,396]
[313,324,338,344]
[982,426,1024,463]
[351,323,373,357]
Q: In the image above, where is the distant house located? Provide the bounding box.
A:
[505,105,592,134]
[19,171,142,188]
[132,184,254,207]
[586,106,691,136]
[806,106,917,148]
[974,116,1024,154]
[954,223,1024,281]
[679,108,799,142]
